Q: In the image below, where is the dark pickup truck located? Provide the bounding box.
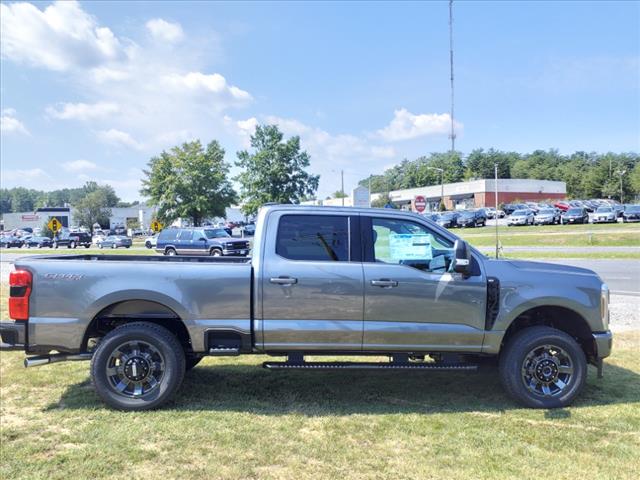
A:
[1,205,612,411]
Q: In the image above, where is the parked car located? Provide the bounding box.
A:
[435,211,459,228]
[156,227,250,256]
[2,204,613,411]
[92,232,106,246]
[485,207,505,219]
[24,236,53,248]
[561,208,589,225]
[53,231,92,249]
[243,223,256,236]
[456,210,487,228]
[0,236,24,248]
[612,204,624,218]
[592,206,617,224]
[508,209,535,226]
[554,201,571,212]
[144,234,158,249]
[534,208,560,225]
[622,205,640,223]
[99,235,133,249]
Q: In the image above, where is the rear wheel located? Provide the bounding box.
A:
[499,326,587,408]
[90,322,185,410]
[53,241,58,249]
[165,248,176,256]
[145,241,152,249]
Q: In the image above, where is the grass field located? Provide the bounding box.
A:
[1,333,638,480]
[460,231,640,247]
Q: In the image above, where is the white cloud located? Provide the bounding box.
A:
[2,168,51,185]
[164,72,252,104]
[97,129,143,150]
[1,109,29,135]
[377,108,461,141]
[0,1,125,71]
[146,18,184,43]
[62,159,99,172]
[46,102,119,120]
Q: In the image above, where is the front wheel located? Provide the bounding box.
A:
[165,248,176,256]
[210,248,222,257]
[499,326,587,408]
[70,241,76,249]
[90,322,186,411]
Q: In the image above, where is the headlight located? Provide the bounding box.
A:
[600,283,610,330]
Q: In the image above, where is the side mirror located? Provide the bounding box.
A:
[453,239,471,276]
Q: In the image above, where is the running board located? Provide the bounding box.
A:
[208,347,240,356]
[263,361,478,371]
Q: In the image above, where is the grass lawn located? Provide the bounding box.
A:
[493,251,640,260]
[460,231,640,247]
[1,333,638,480]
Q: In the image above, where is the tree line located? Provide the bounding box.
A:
[359,149,640,202]
[3,126,639,229]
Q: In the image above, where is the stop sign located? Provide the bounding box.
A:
[414,195,427,212]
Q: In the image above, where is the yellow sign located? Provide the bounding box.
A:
[48,217,61,233]
[151,220,163,233]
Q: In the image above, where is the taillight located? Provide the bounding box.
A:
[9,269,32,321]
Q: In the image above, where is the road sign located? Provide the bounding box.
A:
[151,220,163,233]
[48,217,61,233]
[414,195,427,213]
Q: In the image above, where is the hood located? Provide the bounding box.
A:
[501,259,599,278]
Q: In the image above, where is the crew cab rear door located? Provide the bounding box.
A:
[260,211,364,351]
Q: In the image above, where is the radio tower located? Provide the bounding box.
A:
[448,0,456,152]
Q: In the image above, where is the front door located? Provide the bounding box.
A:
[260,212,364,351]
[362,215,487,352]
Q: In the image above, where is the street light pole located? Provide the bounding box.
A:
[495,163,499,259]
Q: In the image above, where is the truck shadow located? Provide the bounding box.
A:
[47,361,640,414]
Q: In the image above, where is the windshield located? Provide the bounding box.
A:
[204,228,230,239]
[512,210,529,215]
[537,209,554,215]
[596,207,612,213]
[626,206,640,212]
[458,211,475,218]
[566,208,582,214]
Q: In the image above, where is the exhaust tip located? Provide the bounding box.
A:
[24,357,51,368]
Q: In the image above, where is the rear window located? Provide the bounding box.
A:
[158,229,179,241]
[276,215,349,262]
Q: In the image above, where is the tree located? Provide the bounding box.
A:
[333,190,348,198]
[141,140,236,226]
[73,190,113,231]
[371,192,394,208]
[235,124,319,216]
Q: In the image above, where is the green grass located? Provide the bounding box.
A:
[461,231,640,247]
[491,251,640,260]
[1,333,639,480]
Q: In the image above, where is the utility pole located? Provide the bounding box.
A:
[619,170,626,203]
[341,169,345,207]
[427,166,445,210]
[448,0,456,152]
[495,163,499,259]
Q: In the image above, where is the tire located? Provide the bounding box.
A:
[90,322,186,411]
[99,244,103,249]
[499,326,587,409]
[53,242,58,249]
[185,356,203,371]
[145,241,152,249]
[85,245,90,248]
[70,241,76,249]
[165,248,176,256]
[111,243,116,249]
[210,248,222,257]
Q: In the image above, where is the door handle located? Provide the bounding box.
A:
[270,276,298,285]
[370,279,398,288]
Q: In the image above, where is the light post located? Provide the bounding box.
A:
[426,167,445,211]
[618,170,626,204]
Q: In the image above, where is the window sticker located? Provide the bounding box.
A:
[389,233,433,260]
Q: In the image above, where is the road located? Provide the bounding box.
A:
[1,251,638,296]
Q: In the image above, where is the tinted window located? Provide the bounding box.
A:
[512,210,529,215]
[371,218,454,274]
[178,230,193,240]
[566,208,582,214]
[596,207,612,212]
[158,229,179,241]
[538,209,554,214]
[204,228,230,238]
[276,215,349,262]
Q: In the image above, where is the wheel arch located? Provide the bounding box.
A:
[501,305,596,361]
[82,296,193,354]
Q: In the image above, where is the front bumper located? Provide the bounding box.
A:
[0,321,26,351]
[535,217,554,224]
[222,248,250,256]
[592,331,613,359]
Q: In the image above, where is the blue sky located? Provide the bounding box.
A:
[1,0,638,201]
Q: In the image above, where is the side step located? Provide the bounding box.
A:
[263,361,478,371]
[208,347,240,356]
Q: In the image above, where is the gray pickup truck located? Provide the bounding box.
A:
[1,205,612,410]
